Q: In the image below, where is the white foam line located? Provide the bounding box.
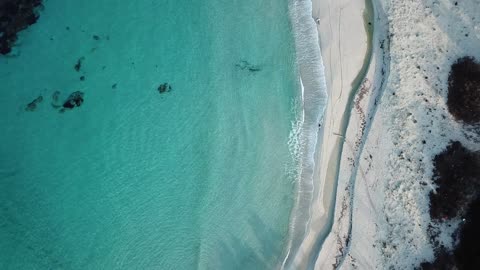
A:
[281,0,328,269]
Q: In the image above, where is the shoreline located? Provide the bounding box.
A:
[285,0,480,268]
[281,0,328,269]
[282,0,373,268]
[307,0,480,269]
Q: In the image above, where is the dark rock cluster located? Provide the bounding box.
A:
[61,91,84,109]
[0,0,43,55]
[447,57,480,124]
[25,90,85,113]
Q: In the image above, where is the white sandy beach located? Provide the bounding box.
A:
[285,0,370,268]
[289,0,480,269]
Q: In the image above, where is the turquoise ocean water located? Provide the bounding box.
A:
[0,0,301,269]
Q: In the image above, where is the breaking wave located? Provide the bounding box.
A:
[281,0,328,269]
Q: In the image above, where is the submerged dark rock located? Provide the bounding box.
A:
[235,60,262,72]
[62,91,84,110]
[25,95,43,111]
[0,0,43,55]
[447,57,480,124]
[157,83,172,94]
[74,57,84,72]
[25,102,36,111]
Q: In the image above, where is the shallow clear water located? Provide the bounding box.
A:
[0,0,300,269]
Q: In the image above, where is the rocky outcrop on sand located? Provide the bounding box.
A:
[421,56,480,269]
[429,141,480,220]
[447,57,480,125]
